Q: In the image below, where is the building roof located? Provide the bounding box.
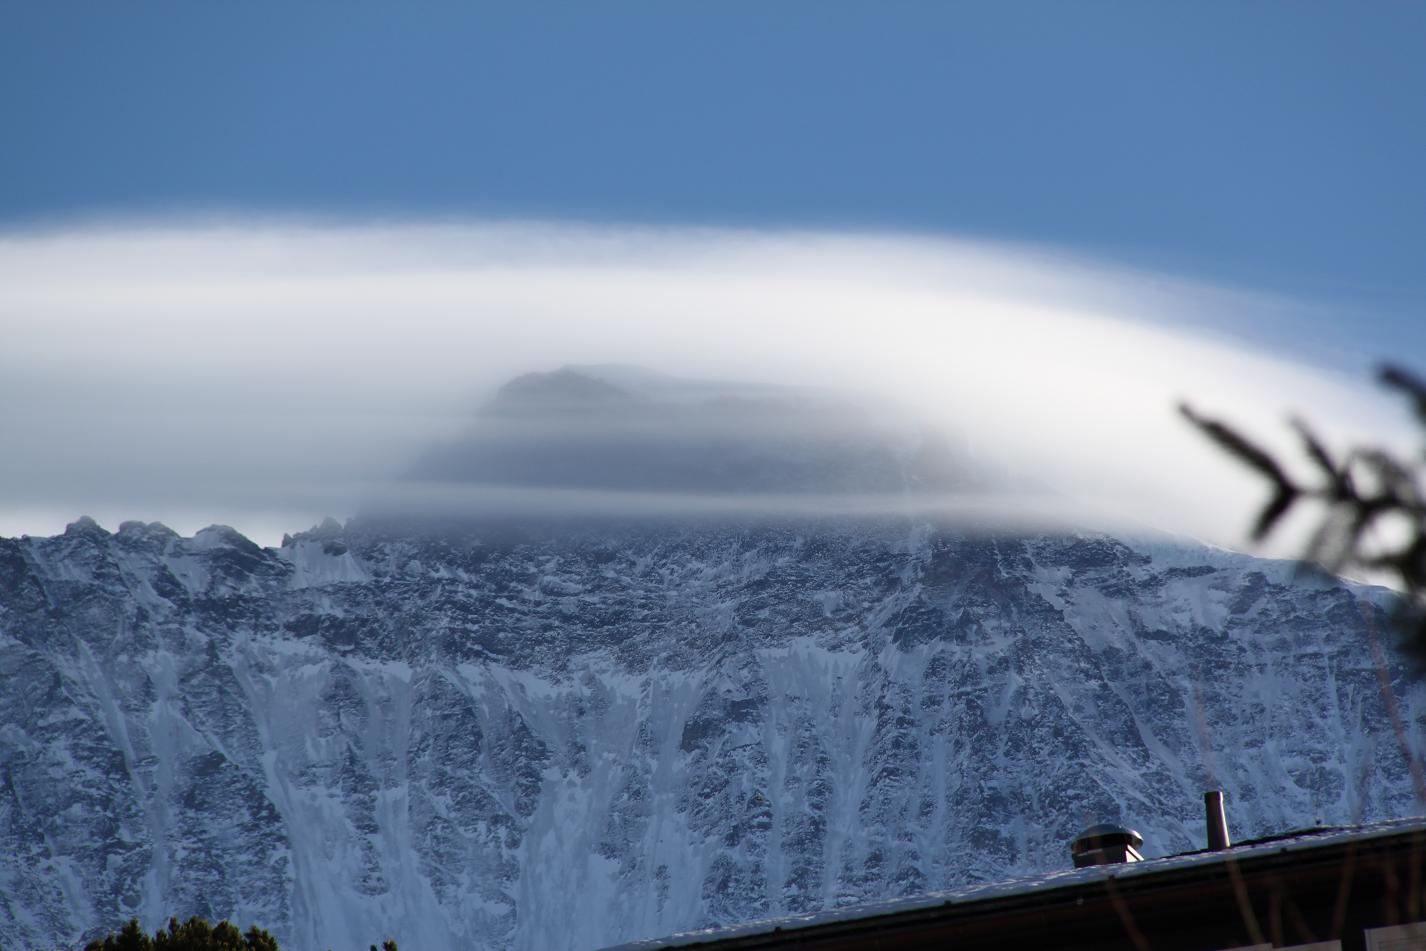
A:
[600,817,1426,950]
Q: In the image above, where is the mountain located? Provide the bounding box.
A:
[2,369,1423,950]
[407,365,985,498]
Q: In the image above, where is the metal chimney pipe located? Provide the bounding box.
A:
[1204,790,1231,851]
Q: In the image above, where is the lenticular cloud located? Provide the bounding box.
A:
[0,218,1408,550]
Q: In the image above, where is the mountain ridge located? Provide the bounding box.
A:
[2,513,1421,950]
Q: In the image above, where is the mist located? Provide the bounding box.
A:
[0,218,1410,553]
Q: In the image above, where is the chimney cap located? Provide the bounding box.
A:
[1072,823,1143,850]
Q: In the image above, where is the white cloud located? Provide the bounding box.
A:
[0,218,1411,551]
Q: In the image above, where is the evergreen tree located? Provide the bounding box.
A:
[81,917,312,951]
[83,916,395,951]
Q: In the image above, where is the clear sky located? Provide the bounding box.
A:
[2,3,1424,544]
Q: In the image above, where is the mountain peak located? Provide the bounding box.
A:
[116,520,178,542]
[488,366,637,415]
[409,365,983,499]
[63,515,108,537]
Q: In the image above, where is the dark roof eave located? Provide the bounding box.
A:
[608,818,1426,951]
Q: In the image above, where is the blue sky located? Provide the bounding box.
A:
[3,3,1423,360]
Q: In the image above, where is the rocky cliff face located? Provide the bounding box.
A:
[2,514,1421,950]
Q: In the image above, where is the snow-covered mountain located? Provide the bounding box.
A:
[2,369,1423,951]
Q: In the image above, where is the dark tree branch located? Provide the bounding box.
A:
[1182,364,1426,668]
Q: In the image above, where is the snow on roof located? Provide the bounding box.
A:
[600,817,1426,950]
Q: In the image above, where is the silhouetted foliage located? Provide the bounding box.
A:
[82,917,279,951]
[80,917,398,951]
[1181,362,1426,665]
